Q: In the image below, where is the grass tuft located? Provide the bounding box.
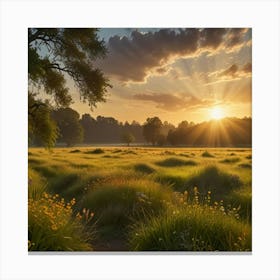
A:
[220,157,240,164]
[69,149,81,153]
[201,151,215,158]
[238,163,251,169]
[134,163,156,174]
[156,157,197,167]
[85,148,105,154]
[183,165,242,200]
[129,206,251,251]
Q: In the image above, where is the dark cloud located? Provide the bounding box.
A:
[214,62,252,80]
[242,62,252,73]
[226,28,249,49]
[219,64,239,77]
[133,93,214,111]
[98,28,250,82]
[200,28,227,50]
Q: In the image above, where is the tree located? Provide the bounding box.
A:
[28,28,111,147]
[121,132,135,146]
[156,134,167,146]
[52,108,83,146]
[28,92,58,148]
[80,113,96,143]
[143,117,163,146]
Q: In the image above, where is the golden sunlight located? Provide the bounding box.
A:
[210,106,225,120]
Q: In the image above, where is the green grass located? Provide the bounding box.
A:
[28,147,252,251]
[129,205,251,251]
[155,157,197,167]
[183,165,242,201]
[134,163,156,174]
[81,178,172,228]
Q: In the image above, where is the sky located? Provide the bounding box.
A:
[71,28,252,125]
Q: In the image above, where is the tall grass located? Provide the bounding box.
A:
[28,147,252,251]
[28,168,94,251]
[129,204,251,251]
[183,165,242,200]
[81,178,172,228]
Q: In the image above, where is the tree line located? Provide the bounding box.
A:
[28,28,251,148]
[29,107,252,147]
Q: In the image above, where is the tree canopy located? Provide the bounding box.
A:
[28,28,111,148]
[28,28,111,107]
[121,132,135,146]
[143,117,163,146]
[52,108,83,146]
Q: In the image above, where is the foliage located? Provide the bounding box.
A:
[143,117,163,145]
[28,93,58,148]
[28,28,111,108]
[167,118,252,146]
[52,107,83,146]
[121,132,135,146]
[28,28,111,148]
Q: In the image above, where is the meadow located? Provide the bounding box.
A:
[28,147,252,252]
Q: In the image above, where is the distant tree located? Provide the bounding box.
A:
[52,108,83,146]
[80,113,96,143]
[143,117,163,146]
[156,134,167,146]
[178,120,189,130]
[162,121,176,136]
[121,132,135,146]
[28,28,111,147]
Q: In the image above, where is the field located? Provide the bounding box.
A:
[28,147,252,251]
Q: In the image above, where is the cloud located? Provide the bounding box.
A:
[206,62,252,85]
[225,28,249,50]
[133,93,214,111]
[98,28,250,82]
[200,28,228,50]
[219,64,239,77]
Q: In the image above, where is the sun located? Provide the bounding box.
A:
[210,106,225,120]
